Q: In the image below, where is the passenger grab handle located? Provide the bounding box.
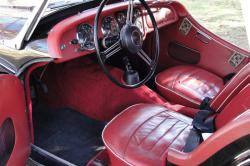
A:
[195,31,211,44]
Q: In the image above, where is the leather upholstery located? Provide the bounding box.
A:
[215,83,250,128]
[210,62,250,112]
[103,104,192,166]
[103,84,250,166]
[156,65,224,108]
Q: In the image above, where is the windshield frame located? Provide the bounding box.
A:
[0,0,49,50]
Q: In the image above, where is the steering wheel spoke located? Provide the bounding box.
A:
[137,49,152,66]
[126,0,134,24]
[94,0,159,88]
[101,40,122,61]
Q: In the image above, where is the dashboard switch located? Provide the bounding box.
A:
[70,39,78,45]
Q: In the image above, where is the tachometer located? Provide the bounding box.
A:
[76,23,95,50]
[134,9,143,34]
[116,12,126,27]
[101,16,120,36]
[133,9,141,21]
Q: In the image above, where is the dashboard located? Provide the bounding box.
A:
[76,8,143,51]
[47,1,178,63]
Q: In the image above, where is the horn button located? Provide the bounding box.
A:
[120,25,143,54]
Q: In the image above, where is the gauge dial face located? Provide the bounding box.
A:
[102,16,120,36]
[135,18,143,33]
[116,12,126,27]
[76,23,95,50]
[133,9,141,21]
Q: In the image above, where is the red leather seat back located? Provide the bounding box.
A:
[211,63,250,112]
[215,83,250,129]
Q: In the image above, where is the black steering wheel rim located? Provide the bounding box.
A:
[94,0,160,89]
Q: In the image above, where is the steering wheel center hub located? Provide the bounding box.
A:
[120,25,143,54]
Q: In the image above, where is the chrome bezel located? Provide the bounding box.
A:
[101,16,120,36]
[116,12,126,26]
[76,23,95,51]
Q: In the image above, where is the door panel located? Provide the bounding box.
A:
[168,41,200,64]
[150,1,250,77]
[0,75,30,166]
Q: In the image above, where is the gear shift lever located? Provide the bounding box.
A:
[123,57,140,85]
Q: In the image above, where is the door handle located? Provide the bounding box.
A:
[195,31,211,44]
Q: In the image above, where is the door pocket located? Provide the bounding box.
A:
[168,42,200,64]
[0,118,15,166]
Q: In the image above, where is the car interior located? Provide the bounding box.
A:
[1,0,250,166]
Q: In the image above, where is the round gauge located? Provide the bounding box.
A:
[133,9,141,21]
[102,16,120,36]
[76,23,95,50]
[135,18,143,33]
[116,12,126,27]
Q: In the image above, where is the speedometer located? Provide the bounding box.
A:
[116,12,126,27]
[133,9,141,21]
[76,23,95,50]
[101,16,120,36]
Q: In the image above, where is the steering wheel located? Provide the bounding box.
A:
[94,0,160,89]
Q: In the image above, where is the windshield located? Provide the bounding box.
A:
[0,0,94,40]
[0,0,123,44]
[0,0,44,40]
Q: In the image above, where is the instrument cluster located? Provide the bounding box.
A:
[76,8,143,50]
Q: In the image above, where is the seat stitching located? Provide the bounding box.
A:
[212,75,250,111]
[178,83,204,100]
[123,110,167,157]
[149,120,180,151]
[171,72,181,89]
[158,67,222,105]
[155,77,200,105]
[179,129,193,152]
[176,126,194,153]
[172,67,193,90]
[164,111,192,124]
[203,87,217,98]
[138,114,171,145]
[160,124,190,157]
[180,69,207,93]
[102,104,145,165]
[210,63,249,106]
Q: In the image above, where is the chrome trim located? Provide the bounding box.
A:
[25,0,50,41]
[16,57,53,76]
[25,49,49,57]
[233,149,250,166]
[0,57,17,73]
[31,144,77,166]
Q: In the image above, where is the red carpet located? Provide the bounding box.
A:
[37,58,166,121]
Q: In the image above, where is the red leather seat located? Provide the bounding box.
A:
[103,104,192,166]
[103,84,250,166]
[155,65,224,108]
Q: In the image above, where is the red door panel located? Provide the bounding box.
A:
[152,1,250,77]
[0,75,30,166]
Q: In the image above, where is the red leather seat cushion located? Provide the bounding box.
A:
[102,104,192,166]
[156,66,224,108]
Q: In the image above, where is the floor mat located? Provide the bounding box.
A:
[33,104,105,165]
